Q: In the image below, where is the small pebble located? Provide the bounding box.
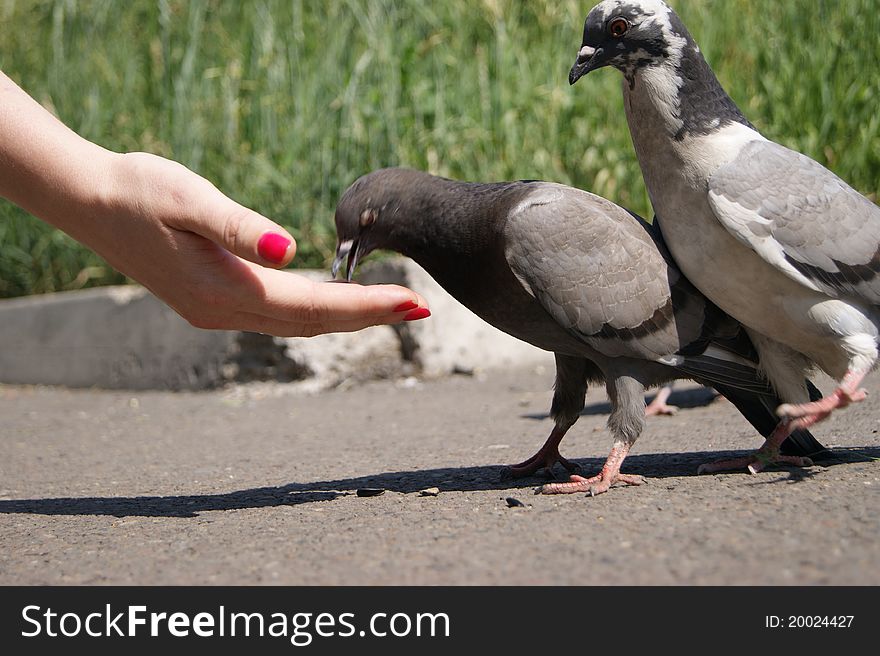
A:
[356,488,385,497]
[419,487,440,497]
[505,497,526,508]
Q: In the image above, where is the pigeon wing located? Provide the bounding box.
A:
[503,184,709,362]
[708,139,880,304]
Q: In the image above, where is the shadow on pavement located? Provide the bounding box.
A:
[0,447,876,518]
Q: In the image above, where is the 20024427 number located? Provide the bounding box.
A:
[765,616,854,628]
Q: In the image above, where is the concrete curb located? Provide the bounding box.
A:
[0,258,552,390]
[0,286,236,390]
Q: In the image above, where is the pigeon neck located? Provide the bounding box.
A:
[382,179,502,267]
[622,38,754,143]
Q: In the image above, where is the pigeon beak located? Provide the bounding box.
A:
[332,239,361,282]
[569,45,603,84]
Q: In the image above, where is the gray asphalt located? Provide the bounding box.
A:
[1,366,878,585]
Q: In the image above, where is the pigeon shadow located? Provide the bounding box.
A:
[0,447,875,518]
[521,386,720,419]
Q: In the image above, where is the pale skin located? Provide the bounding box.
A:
[0,71,430,337]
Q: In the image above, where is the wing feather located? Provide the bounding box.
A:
[708,140,880,304]
[503,185,707,361]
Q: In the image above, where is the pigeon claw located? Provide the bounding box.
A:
[538,471,644,496]
[697,453,814,476]
[645,402,679,417]
[777,370,868,423]
[503,445,579,480]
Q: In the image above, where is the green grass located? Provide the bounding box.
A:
[1,0,878,297]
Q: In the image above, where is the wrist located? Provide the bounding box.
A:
[21,140,119,234]
[95,150,140,218]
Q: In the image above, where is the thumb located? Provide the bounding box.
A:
[180,175,297,268]
[213,200,297,268]
[226,203,297,268]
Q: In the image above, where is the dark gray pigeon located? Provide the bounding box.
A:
[569,0,880,474]
[332,168,829,496]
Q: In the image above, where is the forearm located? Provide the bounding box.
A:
[0,71,117,237]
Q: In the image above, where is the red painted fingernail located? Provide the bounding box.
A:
[257,232,291,264]
[403,308,431,321]
[393,300,419,312]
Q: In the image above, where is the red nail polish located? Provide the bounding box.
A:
[258,232,291,264]
[403,308,431,321]
[393,300,418,312]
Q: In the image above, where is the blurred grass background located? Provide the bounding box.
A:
[1,0,878,298]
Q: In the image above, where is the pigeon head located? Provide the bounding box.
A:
[569,0,686,84]
[333,168,428,281]
[571,1,752,140]
[333,168,508,282]
[333,171,387,281]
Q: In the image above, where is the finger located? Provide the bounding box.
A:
[224,307,430,338]
[235,265,430,324]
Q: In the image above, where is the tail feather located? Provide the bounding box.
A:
[678,355,772,396]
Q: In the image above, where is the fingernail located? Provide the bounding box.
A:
[393,300,419,312]
[403,308,431,321]
[258,232,291,264]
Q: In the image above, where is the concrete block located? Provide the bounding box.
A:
[0,286,241,390]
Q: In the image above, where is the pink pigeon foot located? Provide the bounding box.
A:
[697,419,814,475]
[537,444,642,496]
[539,471,644,496]
[696,453,813,476]
[645,385,678,416]
[505,447,578,479]
[645,401,679,416]
[777,369,867,425]
[504,426,579,479]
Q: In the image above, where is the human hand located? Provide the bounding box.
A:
[0,71,429,337]
[89,152,430,337]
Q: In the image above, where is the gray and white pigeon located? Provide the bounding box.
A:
[332,168,829,495]
[569,0,880,473]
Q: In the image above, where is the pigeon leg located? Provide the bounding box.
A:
[538,443,643,496]
[777,369,868,422]
[538,375,647,496]
[504,354,591,480]
[645,384,678,416]
[697,419,814,475]
[504,426,579,479]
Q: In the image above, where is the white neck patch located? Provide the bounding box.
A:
[622,2,690,135]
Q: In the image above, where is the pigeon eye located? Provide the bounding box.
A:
[608,17,629,38]
[359,209,377,227]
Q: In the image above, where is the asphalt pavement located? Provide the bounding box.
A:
[1,366,878,585]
